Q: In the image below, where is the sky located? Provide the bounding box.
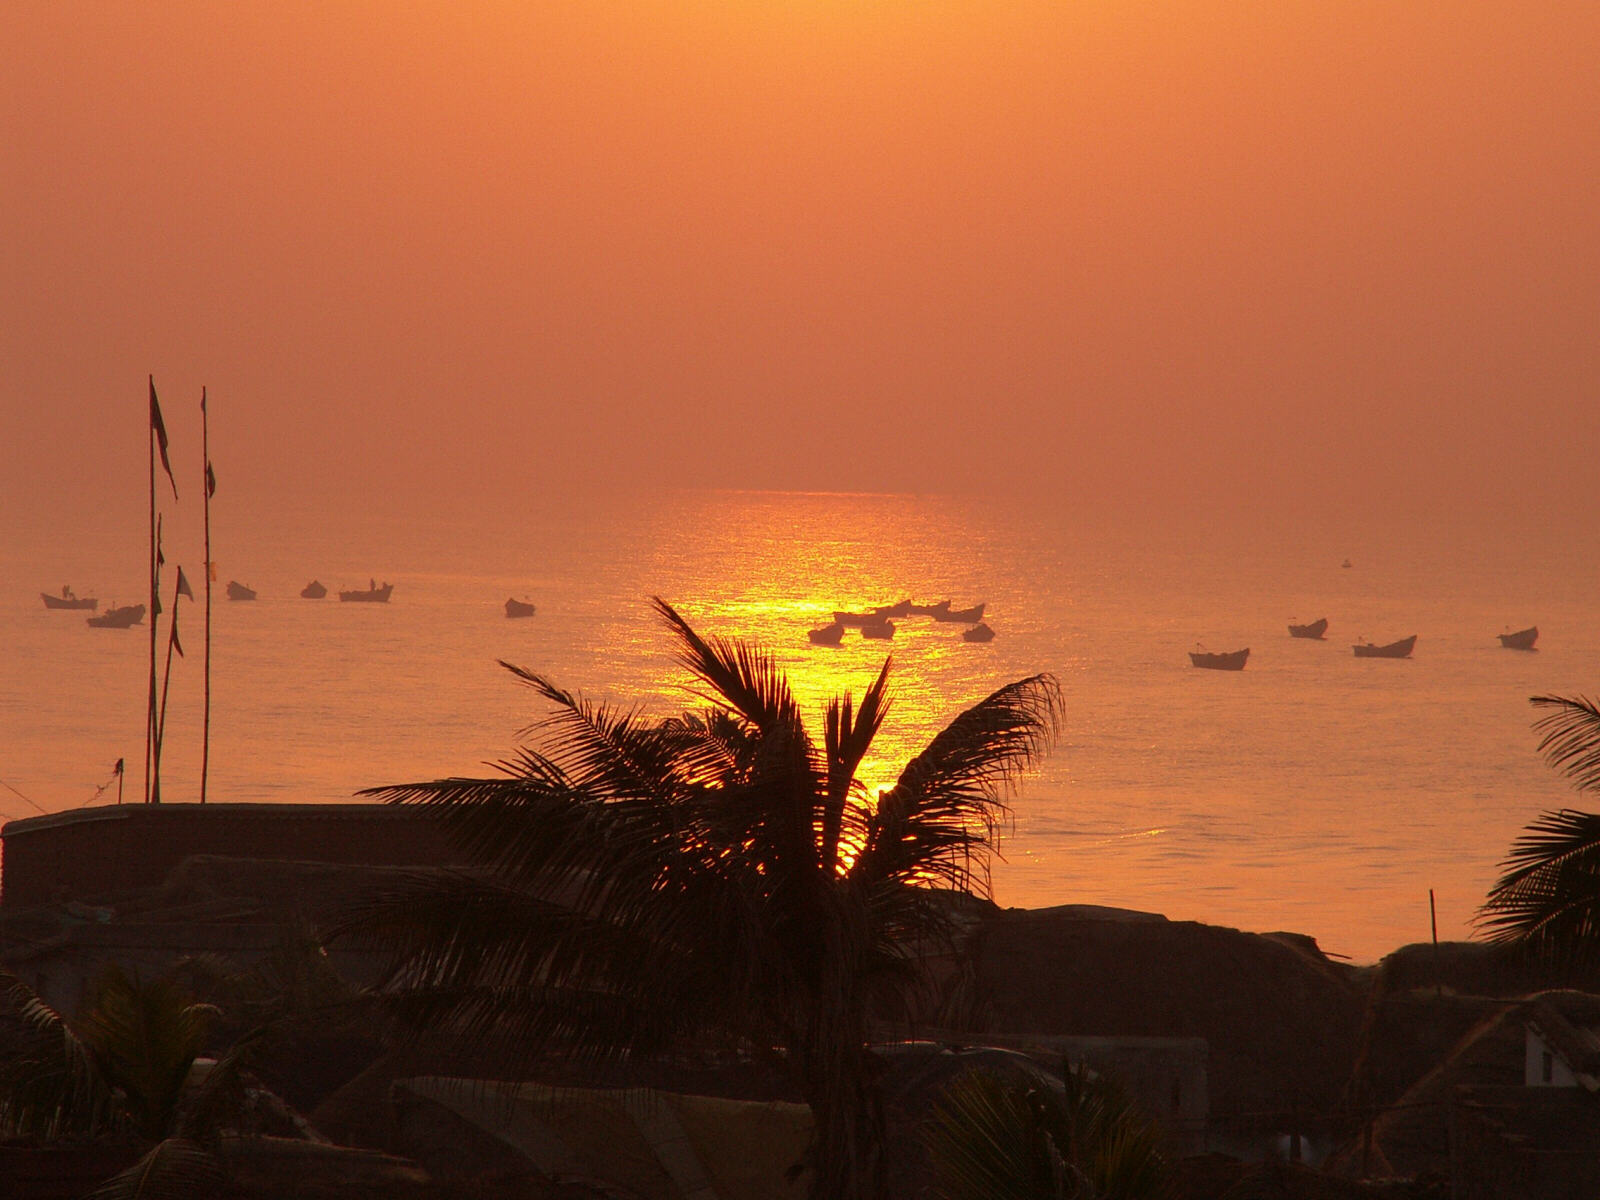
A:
[4,1,1597,535]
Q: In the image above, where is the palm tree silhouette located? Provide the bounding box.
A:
[1481,695,1600,963]
[345,598,1061,1200]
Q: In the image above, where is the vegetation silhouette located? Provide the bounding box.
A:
[344,597,1061,1200]
[1481,695,1600,964]
[924,1061,1174,1200]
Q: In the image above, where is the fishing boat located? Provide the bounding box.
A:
[1342,559,1353,569]
[962,622,996,643]
[1189,646,1249,671]
[807,622,845,646]
[87,604,145,629]
[1498,626,1538,650]
[505,597,537,619]
[339,582,393,603]
[1288,618,1329,640]
[861,621,896,640]
[833,609,891,627]
[300,580,328,599]
[932,602,986,624]
[1353,635,1416,659]
[908,600,951,618]
[41,588,97,611]
[226,581,257,601]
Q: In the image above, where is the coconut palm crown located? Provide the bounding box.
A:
[344,598,1061,1200]
[1480,695,1600,962]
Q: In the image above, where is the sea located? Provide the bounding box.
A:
[4,488,1598,963]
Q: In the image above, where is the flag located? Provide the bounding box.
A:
[176,566,194,600]
[113,758,124,776]
[149,377,179,499]
[206,461,216,498]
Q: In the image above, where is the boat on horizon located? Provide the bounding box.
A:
[505,597,537,619]
[1353,635,1416,659]
[1288,618,1329,640]
[833,609,892,627]
[932,602,986,624]
[807,622,845,646]
[301,580,328,599]
[1498,626,1538,651]
[41,587,97,611]
[962,622,996,643]
[226,581,257,602]
[339,581,393,603]
[1190,646,1249,671]
[861,621,896,640]
[87,604,145,629]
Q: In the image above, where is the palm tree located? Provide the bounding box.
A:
[345,598,1061,1200]
[924,1061,1174,1200]
[1480,694,1600,963]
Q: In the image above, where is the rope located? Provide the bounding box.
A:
[0,775,48,816]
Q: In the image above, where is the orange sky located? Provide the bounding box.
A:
[4,1,1597,532]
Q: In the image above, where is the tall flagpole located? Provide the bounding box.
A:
[201,388,213,805]
[147,377,158,805]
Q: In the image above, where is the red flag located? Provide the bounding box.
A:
[206,461,217,498]
[176,567,194,600]
[150,377,178,499]
[113,758,124,775]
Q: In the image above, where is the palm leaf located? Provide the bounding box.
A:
[1533,695,1600,794]
[1479,808,1600,958]
[86,1138,222,1200]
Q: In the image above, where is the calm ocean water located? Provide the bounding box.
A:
[4,489,1597,962]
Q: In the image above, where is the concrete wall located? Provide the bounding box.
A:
[1,803,467,908]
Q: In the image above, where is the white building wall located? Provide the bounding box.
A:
[1525,1028,1580,1087]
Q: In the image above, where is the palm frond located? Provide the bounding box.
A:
[1479,808,1600,959]
[1533,695,1600,794]
[654,597,802,734]
[854,674,1061,895]
[821,659,893,872]
[85,1138,222,1200]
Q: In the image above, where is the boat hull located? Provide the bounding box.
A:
[1498,627,1538,650]
[226,582,257,601]
[1287,618,1328,640]
[339,585,393,603]
[962,623,996,643]
[860,621,896,639]
[42,592,98,611]
[933,603,986,624]
[1353,635,1416,658]
[1190,648,1249,670]
[87,604,145,629]
[807,623,845,645]
[301,581,327,599]
[505,598,537,618]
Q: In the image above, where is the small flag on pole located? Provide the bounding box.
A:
[149,378,179,499]
[176,567,194,600]
[114,758,124,775]
[206,461,217,498]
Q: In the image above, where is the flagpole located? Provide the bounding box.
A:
[156,575,184,786]
[201,388,212,806]
[147,377,158,805]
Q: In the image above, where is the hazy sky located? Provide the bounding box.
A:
[4,2,1597,531]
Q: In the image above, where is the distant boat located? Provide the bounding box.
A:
[505,597,537,619]
[962,622,996,643]
[226,581,257,602]
[908,600,951,618]
[1342,559,1353,569]
[1353,635,1416,659]
[807,622,845,646]
[833,609,891,627]
[41,588,97,611]
[1288,618,1329,640]
[339,582,393,603]
[1498,626,1538,651]
[933,602,986,624]
[300,580,328,599]
[861,621,896,640]
[873,600,912,619]
[1190,646,1249,671]
[87,604,145,629]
